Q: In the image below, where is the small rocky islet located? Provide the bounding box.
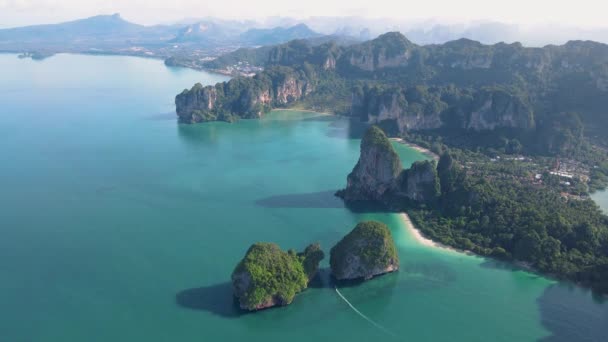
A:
[231,220,400,311]
[231,242,324,311]
[330,221,399,281]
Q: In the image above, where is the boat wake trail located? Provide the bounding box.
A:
[334,287,396,337]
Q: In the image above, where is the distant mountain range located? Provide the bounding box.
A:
[263,16,608,46]
[0,14,173,47]
[4,13,608,56]
[239,24,322,45]
[0,13,327,53]
[170,21,241,44]
[4,13,608,70]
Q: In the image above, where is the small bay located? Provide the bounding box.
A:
[0,53,606,342]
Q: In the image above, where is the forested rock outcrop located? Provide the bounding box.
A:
[231,242,324,311]
[350,85,445,131]
[176,66,315,123]
[338,32,417,72]
[350,84,535,132]
[396,160,441,202]
[330,221,399,280]
[179,32,608,145]
[409,150,608,295]
[466,88,535,130]
[336,126,402,201]
[336,126,440,204]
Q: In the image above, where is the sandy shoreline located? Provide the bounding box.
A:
[399,213,470,254]
[390,138,439,162]
[391,138,467,255]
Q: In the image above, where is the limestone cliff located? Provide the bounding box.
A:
[351,85,444,132]
[396,161,441,202]
[330,221,399,281]
[337,126,441,204]
[340,32,417,72]
[272,74,312,104]
[466,89,535,130]
[175,32,608,137]
[175,83,221,123]
[323,55,337,70]
[336,126,401,201]
[352,85,535,133]
[176,66,314,123]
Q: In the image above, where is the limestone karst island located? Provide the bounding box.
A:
[231,220,400,311]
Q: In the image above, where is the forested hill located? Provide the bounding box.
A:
[176,31,608,197]
[175,31,608,295]
[178,32,608,146]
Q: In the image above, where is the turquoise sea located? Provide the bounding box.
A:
[0,53,607,342]
[593,191,608,214]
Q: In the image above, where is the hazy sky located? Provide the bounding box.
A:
[0,0,606,28]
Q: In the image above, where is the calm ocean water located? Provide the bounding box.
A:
[0,53,606,342]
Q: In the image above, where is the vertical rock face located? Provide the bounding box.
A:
[330,221,399,281]
[351,85,536,135]
[336,126,401,201]
[274,76,311,104]
[175,66,314,124]
[337,126,441,205]
[323,55,336,70]
[341,32,416,72]
[466,89,535,130]
[351,86,444,132]
[397,160,441,202]
[175,84,219,123]
[348,52,376,72]
[180,32,608,136]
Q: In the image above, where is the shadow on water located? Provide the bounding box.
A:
[176,262,456,321]
[325,118,368,140]
[308,268,335,289]
[479,259,543,280]
[308,262,456,291]
[308,268,373,290]
[145,112,176,121]
[174,273,339,319]
[537,284,608,342]
[177,123,222,147]
[255,191,390,214]
[342,200,393,214]
[255,191,345,209]
[301,115,338,123]
[175,282,244,318]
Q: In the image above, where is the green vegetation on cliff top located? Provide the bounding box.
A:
[330,221,399,279]
[362,126,402,175]
[407,150,608,294]
[231,242,323,310]
[179,33,608,154]
[363,125,394,150]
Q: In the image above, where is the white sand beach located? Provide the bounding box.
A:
[390,138,440,162]
[399,213,469,254]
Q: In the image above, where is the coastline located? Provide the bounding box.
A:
[6,50,233,78]
[399,213,472,255]
[399,213,553,276]
[278,107,335,116]
[390,138,439,162]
